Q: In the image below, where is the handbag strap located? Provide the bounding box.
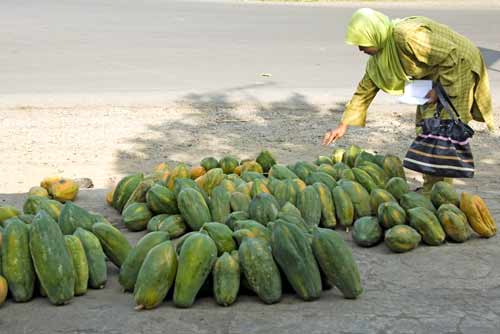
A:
[434,82,461,121]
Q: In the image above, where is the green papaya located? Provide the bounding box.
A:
[311,228,363,299]
[74,227,107,289]
[2,219,35,302]
[270,221,322,301]
[213,252,240,306]
[64,235,89,296]
[92,223,132,268]
[119,231,170,291]
[173,233,218,308]
[239,237,282,304]
[30,211,75,305]
[134,241,177,310]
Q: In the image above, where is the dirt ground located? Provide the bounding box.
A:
[1,97,500,333]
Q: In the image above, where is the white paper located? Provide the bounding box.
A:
[399,80,432,105]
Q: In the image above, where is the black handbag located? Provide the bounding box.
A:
[403,82,475,178]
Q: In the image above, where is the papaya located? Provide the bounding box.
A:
[408,207,445,246]
[218,179,236,193]
[74,227,107,289]
[250,179,270,198]
[219,156,239,174]
[312,228,363,299]
[271,179,297,207]
[119,232,169,291]
[384,177,409,201]
[0,275,7,306]
[305,172,337,190]
[279,201,302,218]
[383,154,406,180]
[240,161,264,175]
[224,211,250,231]
[357,161,389,187]
[173,178,208,200]
[112,173,144,213]
[340,181,372,218]
[248,193,279,226]
[384,225,421,253]
[209,186,232,224]
[2,219,35,302]
[134,241,177,310]
[256,149,277,173]
[313,182,336,228]
[200,222,236,255]
[377,201,407,229]
[354,151,376,167]
[331,162,350,180]
[30,211,75,305]
[400,192,436,213]
[29,186,49,198]
[201,157,220,171]
[166,163,191,190]
[292,161,318,181]
[124,178,156,210]
[233,220,271,243]
[268,164,298,180]
[352,168,378,193]
[122,203,152,232]
[158,215,187,238]
[49,178,79,202]
[225,174,245,187]
[213,252,240,306]
[147,214,169,232]
[178,188,212,231]
[23,196,46,215]
[18,214,34,225]
[331,148,345,163]
[331,186,354,229]
[315,155,333,166]
[342,145,363,167]
[239,237,282,304]
[460,192,496,238]
[92,223,132,268]
[370,188,396,215]
[297,186,321,228]
[241,171,266,183]
[352,217,383,247]
[195,168,225,196]
[146,184,179,215]
[59,201,95,235]
[40,176,62,190]
[190,166,206,180]
[340,168,356,181]
[230,192,251,212]
[173,233,218,308]
[318,164,337,179]
[437,205,471,242]
[64,235,89,296]
[431,181,459,208]
[270,221,322,301]
[0,206,21,225]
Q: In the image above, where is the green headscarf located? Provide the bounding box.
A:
[346,8,409,95]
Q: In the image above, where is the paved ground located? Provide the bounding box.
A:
[1,1,500,333]
[0,0,499,106]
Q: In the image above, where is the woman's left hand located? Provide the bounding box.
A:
[425,89,437,104]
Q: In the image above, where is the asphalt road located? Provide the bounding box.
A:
[0,0,499,106]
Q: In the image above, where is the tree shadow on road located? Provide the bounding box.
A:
[113,85,350,175]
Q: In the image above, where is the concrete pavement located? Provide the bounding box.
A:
[0,0,499,106]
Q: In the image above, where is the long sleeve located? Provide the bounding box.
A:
[402,25,461,95]
[341,72,380,126]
